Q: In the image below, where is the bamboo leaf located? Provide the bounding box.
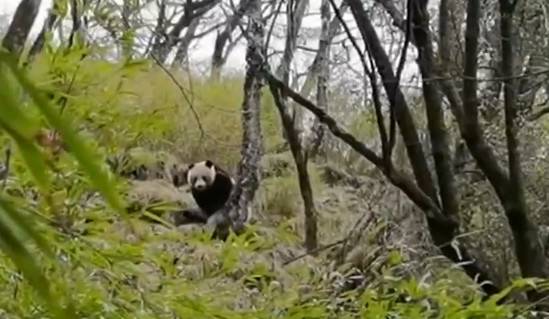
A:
[0,67,51,191]
[0,202,74,318]
[0,123,51,191]
[0,51,126,214]
[0,195,53,257]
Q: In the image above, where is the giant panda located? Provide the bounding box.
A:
[174,160,235,226]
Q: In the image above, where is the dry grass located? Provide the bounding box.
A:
[28,58,283,170]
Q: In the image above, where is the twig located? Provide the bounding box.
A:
[327,0,371,78]
[282,239,345,266]
[391,0,413,159]
[284,205,377,266]
[265,0,284,51]
[149,53,205,139]
[328,0,391,170]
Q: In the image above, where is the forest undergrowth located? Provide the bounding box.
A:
[0,49,541,318]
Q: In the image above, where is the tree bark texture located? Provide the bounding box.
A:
[30,0,63,57]
[411,0,460,237]
[340,0,502,295]
[214,0,264,239]
[2,0,42,58]
[498,0,548,300]
[308,0,331,158]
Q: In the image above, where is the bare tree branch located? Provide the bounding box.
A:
[211,0,253,79]
[345,0,439,206]
[275,0,309,83]
[172,16,201,66]
[151,0,219,63]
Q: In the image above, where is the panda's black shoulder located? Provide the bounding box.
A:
[213,164,230,177]
[212,164,233,185]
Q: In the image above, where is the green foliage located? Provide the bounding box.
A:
[0,48,129,317]
[0,44,540,319]
[348,109,378,141]
[262,176,300,218]
[259,163,323,220]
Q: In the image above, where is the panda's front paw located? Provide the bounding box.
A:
[172,207,208,225]
[206,210,229,228]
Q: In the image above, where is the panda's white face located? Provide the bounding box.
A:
[187,161,216,191]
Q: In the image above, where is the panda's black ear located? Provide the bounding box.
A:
[188,163,195,170]
[205,160,213,168]
[172,174,180,186]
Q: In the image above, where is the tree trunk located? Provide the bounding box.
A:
[346,0,439,208]
[271,0,319,252]
[308,0,331,159]
[332,0,501,295]
[145,0,166,58]
[297,2,347,100]
[498,0,548,302]
[268,81,319,252]
[67,0,87,49]
[214,0,264,240]
[120,0,135,59]
[2,0,42,58]
[295,2,347,147]
[29,0,63,57]
[172,17,201,67]
[412,0,459,235]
